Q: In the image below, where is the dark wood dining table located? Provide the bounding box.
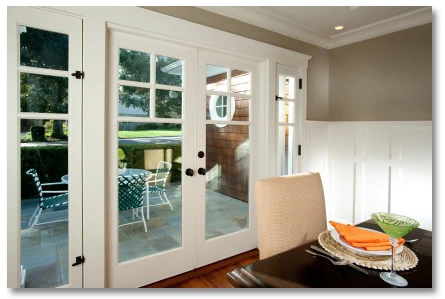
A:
[227,220,432,288]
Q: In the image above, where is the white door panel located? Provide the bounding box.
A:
[8,6,83,288]
[196,50,258,267]
[107,30,197,287]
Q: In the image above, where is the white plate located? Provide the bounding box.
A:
[330,227,403,256]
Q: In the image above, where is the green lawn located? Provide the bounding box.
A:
[118,130,182,139]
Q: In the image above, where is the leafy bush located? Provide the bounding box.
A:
[136,123,159,130]
[21,146,69,199]
[21,143,182,199]
[119,143,182,182]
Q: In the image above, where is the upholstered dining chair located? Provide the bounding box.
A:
[255,172,327,260]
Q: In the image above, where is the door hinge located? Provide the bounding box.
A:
[299,78,302,90]
[72,256,85,267]
[298,144,302,156]
[275,95,283,101]
[71,71,85,79]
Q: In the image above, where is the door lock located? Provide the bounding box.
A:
[185,168,194,177]
[198,168,206,175]
[72,256,85,267]
[198,151,205,158]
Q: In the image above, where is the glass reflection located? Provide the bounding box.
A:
[118,122,183,263]
[205,124,249,239]
[20,119,69,287]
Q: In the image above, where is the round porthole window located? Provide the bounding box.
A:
[209,95,235,128]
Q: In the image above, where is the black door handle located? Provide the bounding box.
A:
[72,256,85,267]
[185,168,194,177]
[198,168,206,175]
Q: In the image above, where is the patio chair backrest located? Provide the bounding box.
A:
[26,169,43,201]
[155,161,172,187]
[118,172,149,212]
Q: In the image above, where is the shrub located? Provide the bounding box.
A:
[21,145,69,199]
[136,123,159,130]
[119,143,182,182]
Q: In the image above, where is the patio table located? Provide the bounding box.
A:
[227,220,432,288]
[61,168,153,219]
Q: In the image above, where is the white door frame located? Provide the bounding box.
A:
[7,6,83,288]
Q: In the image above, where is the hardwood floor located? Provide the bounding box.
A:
[177,257,259,288]
[144,249,259,288]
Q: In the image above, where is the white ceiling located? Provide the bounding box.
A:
[199,6,432,49]
[263,6,423,36]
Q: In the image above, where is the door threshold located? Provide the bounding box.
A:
[142,249,259,288]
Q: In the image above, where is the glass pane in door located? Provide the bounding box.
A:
[20,119,69,288]
[230,69,251,95]
[278,126,294,175]
[278,75,295,99]
[20,73,68,114]
[278,101,294,123]
[117,122,183,262]
[206,65,228,92]
[118,85,150,117]
[119,48,151,83]
[156,55,183,87]
[155,89,182,119]
[205,124,249,239]
[20,26,68,71]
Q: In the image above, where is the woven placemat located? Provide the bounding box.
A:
[318,230,418,271]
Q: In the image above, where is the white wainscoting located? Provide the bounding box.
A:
[301,121,330,215]
[302,121,432,231]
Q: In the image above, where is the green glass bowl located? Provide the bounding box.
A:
[371,212,420,239]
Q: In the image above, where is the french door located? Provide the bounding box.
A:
[276,64,302,175]
[107,31,258,286]
[107,30,197,287]
[7,7,83,288]
[196,51,258,267]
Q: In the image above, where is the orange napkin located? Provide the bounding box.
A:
[329,221,405,251]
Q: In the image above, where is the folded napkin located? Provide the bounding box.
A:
[329,221,404,251]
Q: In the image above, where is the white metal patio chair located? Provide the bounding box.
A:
[26,169,69,236]
[148,161,173,211]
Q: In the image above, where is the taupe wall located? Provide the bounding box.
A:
[329,23,432,121]
[142,6,330,121]
[142,7,432,121]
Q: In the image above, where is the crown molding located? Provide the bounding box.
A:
[328,7,432,48]
[199,6,432,50]
[198,6,330,48]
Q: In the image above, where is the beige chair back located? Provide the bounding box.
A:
[255,172,327,260]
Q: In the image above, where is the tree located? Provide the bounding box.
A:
[118,49,183,122]
[20,26,69,139]
[19,28,182,137]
